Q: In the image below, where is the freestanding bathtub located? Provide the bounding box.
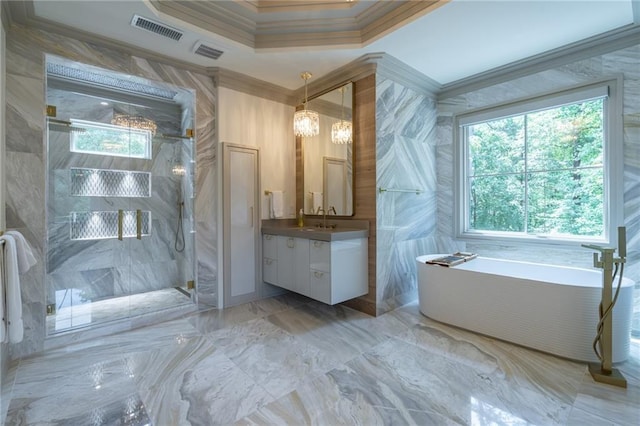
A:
[417,255,635,362]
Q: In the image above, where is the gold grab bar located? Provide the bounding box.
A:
[136,209,142,240]
[117,209,123,241]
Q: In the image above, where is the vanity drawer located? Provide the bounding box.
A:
[309,269,331,304]
[263,234,277,258]
[309,240,330,272]
[263,257,277,284]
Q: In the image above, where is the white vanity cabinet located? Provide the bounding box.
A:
[275,236,310,296]
[309,238,368,305]
[262,234,278,285]
[262,232,367,305]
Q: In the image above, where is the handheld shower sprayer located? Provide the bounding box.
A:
[581,226,627,388]
[175,201,185,253]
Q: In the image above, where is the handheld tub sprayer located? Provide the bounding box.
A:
[581,226,627,388]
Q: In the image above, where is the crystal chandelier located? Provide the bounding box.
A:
[331,86,352,144]
[293,72,319,138]
[111,113,157,135]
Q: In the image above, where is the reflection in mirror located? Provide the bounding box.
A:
[302,82,353,216]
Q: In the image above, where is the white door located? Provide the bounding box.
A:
[223,143,260,307]
[323,157,347,215]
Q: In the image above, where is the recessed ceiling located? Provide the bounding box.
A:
[17,1,639,90]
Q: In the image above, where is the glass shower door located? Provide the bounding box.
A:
[46,117,139,333]
[45,56,197,336]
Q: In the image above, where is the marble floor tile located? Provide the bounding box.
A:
[571,371,640,426]
[236,371,459,426]
[128,335,273,425]
[266,304,390,364]
[566,405,620,426]
[187,293,309,335]
[397,318,587,406]
[110,317,201,355]
[339,337,573,425]
[7,357,139,425]
[207,318,341,399]
[3,294,639,425]
[305,300,413,339]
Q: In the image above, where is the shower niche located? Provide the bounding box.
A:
[45,56,197,335]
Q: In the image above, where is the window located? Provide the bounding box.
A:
[456,80,622,244]
[70,119,152,159]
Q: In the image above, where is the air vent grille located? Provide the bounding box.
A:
[131,14,183,41]
[194,43,224,60]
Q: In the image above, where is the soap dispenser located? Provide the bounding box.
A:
[298,209,304,227]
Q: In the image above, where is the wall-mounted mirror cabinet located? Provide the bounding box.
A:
[298,82,354,216]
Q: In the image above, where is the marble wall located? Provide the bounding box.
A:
[4,24,217,358]
[374,77,441,315]
[436,44,640,335]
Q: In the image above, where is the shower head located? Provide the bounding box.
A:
[47,118,86,134]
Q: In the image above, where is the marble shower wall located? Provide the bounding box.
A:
[5,24,217,358]
[436,43,640,335]
[375,76,439,315]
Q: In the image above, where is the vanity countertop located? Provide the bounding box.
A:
[262,224,369,242]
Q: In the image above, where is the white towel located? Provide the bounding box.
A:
[270,191,284,219]
[311,192,323,214]
[0,234,24,343]
[6,231,37,274]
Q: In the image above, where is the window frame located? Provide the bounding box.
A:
[70,119,152,160]
[454,78,623,247]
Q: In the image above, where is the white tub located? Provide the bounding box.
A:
[416,255,635,362]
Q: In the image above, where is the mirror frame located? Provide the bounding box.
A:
[296,81,355,218]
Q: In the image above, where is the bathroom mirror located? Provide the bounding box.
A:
[299,82,354,216]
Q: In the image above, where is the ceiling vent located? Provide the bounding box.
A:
[193,42,224,60]
[131,14,183,41]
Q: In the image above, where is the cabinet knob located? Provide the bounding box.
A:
[287,238,295,248]
[265,259,273,265]
[265,235,272,240]
[313,241,323,248]
[314,271,324,278]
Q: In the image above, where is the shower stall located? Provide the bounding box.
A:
[44,56,197,335]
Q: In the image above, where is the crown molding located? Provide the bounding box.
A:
[300,53,380,103]
[239,1,359,14]
[360,1,445,45]
[151,0,449,50]
[296,52,439,104]
[150,0,257,49]
[375,53,440,97]
[438,23,640,100]
[210,67,296,105]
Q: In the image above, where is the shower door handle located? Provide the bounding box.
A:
[117,209,123,241]
[136,209,142,240]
